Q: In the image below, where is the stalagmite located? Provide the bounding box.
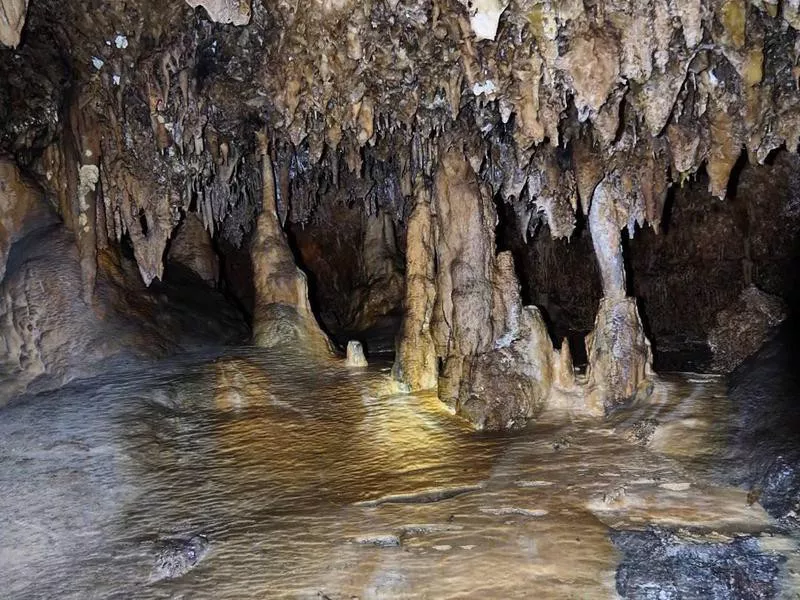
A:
[344,341,368,368]
[585,175,654,411]
[251,132,333,356]
[430,144,497,409]
[393,176,438,391]
[396,145,556,430]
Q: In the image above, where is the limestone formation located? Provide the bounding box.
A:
[0,158,55,282]
[0,158,247,400]
[345,340,368,368]
[167,212,220,287]
[393,178,438,392]
[709,286,787,373]
[250,133,333,356]
[185,0,250,25]
[459,306,553,430]
[0,0,27,47]
[585,298,654,411]
[393,144,557,430]
[585,172,655,410]
[2,0,800,427]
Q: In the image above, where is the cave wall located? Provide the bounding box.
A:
[289,203,404,334]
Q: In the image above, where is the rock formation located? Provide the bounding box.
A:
[584,173,654,411]
[0,0,27,47]
[0,158,247,400]
[250,133,333,356]
[709,285,787,373]
[167,212,220,287]
[393,142,558,429]
[344,340,368,368]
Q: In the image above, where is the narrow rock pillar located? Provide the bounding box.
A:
[251,132,332,356]
[585,174,653,410]
[393,175,438,390]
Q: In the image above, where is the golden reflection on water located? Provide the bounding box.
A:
[0,350,796,599]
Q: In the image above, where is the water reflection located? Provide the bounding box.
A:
[0,350,795,598]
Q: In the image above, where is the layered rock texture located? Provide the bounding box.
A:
[2,0,800,424]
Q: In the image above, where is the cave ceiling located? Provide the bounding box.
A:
[1,0,799,284]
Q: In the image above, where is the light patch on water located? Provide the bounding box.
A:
[0,352,795,598]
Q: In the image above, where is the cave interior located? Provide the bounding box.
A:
[2,0,800,597]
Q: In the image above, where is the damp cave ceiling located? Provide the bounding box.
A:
[1,0,800,284]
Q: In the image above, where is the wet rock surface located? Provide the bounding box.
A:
[709,286,787,373]
[727,320,800,523]
[2,358,797,598]
[612,527,785,600]
[149,533,210,582]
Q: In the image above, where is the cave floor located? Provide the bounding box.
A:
[0,351,798,599]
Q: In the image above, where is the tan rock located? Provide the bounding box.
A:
[345,340,368,368]
[393,178,438,391]
[585,297,654,411]
[559,30,620,120]
[251,134,333,356]
[185,0,250,25]
[0,0,27,47]
[168,213,219,287]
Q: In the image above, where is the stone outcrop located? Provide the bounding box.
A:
[250,133,332,356]
[167,212,219,287]
[709,285,787,373]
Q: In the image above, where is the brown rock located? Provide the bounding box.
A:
[459,306,553,430]
[708,285,787,373]
[394,178,438,391]
[168,212,219,287]
[0,158,55,282]
[585,297,654,411]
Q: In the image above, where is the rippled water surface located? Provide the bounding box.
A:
[1,349,798,598]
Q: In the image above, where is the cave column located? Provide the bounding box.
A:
[585,174,653,411]
[250,132,332,356]
[393,175,438,391]
[394,143,555,430]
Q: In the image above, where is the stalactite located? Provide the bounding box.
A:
[0,0,27,47]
